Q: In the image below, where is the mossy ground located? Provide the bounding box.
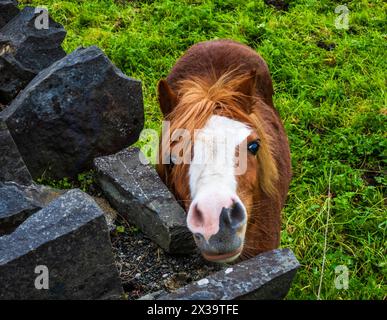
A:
[21,0,386,299]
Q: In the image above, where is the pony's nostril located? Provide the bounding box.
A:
[192,204,204,227]
[193,233,203,242]
[221,202,246,229]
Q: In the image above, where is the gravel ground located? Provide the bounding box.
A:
[85,178,223,300]
[110,216,224,300]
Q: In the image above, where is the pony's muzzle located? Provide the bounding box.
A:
[187,199,247,263]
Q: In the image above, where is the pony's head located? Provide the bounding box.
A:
[157,69,278,263]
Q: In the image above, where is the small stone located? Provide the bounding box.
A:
[0,189,124,299]
[163,273,191,292]
[94,147,195,254]
[225,267,233,274]
[197,278,209,286]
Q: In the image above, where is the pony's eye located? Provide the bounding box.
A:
[247,141,260,155]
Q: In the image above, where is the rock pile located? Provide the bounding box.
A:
[0,1,143,299]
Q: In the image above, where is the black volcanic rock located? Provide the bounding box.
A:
[156,248,300,300]
[0,0,19,29]
[1,46,144,179]
[0,6,66,103]
[0,181,64,235]
[0,119,32,185]
[94,147,195,254]
[0,182,41,235]
[0,189,124,299]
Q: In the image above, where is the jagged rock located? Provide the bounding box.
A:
[94,147,195,254]
[1,46,144,179]
[0,6,66,103]
[0,0,19,29]
[0,119,32,185]
[0,182,40,235]
[0,189,124,299]
[157,248,300,300]
[0,181,64,235]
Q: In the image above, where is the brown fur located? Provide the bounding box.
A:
[157,39,292,259]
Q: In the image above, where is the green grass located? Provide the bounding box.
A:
[20,0,386,299]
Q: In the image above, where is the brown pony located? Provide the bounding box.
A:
[157,39,291,263]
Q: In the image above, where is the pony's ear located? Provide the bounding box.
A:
[237,69,257,98]
[158,79,177,117]
[235,69,258,114]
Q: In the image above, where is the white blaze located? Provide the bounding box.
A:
[189,115,251,199]
[187,115,251,241]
